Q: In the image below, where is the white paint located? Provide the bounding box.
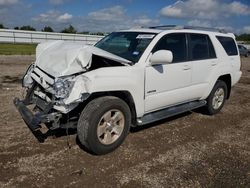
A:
[24,27,242,117]
[150,50,173,65]
[144,61,192,112]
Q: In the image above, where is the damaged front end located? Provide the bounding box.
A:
[14,41,130,134]
[14,66,90,132]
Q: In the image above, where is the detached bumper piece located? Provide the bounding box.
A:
[13,97,61,132]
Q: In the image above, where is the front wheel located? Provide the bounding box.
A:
[77,96,131,155]
[204,80,228,115]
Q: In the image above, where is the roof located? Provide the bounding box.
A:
[122,25,234,37]
[121,28,162,34]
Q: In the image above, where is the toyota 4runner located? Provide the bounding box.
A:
[14,26,242,155]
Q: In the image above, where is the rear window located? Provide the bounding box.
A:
[216,36,238,56]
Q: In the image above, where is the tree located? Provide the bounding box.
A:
[61,25,77,34]
[14,27,19,30]
[0,24,5,29]
[78,31,90,35]
[236,34,250,42]
[91,32,105,36]
[42,26,54,32]
[20,25,36,31]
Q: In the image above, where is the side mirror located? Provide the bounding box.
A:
[150,50,173,65]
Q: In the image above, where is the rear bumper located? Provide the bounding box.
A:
[13,97,61,132]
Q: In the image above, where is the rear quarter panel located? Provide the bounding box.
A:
[201,34,241,99]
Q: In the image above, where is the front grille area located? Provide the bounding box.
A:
[35,97,50,111]
[31,66,55,94]
[32,84,54,113]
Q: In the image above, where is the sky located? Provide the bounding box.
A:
[0,0,250,33]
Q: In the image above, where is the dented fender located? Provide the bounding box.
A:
[63,75,91,105]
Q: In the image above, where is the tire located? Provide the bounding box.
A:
[77,96,131,155]
[204,80,228,115]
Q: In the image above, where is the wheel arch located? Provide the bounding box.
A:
[217,74,231,99]
[81,91,137,126]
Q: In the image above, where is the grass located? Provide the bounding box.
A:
[0,43,37,55]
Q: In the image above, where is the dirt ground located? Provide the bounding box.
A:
[0,55,249,188]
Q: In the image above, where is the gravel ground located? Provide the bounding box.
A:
[0,55,249,188]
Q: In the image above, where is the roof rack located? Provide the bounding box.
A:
[147,25,227,33]
[148,25,181,29]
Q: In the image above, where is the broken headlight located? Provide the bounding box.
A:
[54,78,74,99]
[22,63,34,88]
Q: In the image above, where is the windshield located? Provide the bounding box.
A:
[95,32,156,63]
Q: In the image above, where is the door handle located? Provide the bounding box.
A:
[211,61,217,66]
[183,65,191,70]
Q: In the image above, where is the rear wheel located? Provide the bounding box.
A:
[204,80,228,115]
[77,96,131,155]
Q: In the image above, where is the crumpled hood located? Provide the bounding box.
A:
[35,40,131,77]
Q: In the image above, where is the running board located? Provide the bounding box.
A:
[137,100,206,126]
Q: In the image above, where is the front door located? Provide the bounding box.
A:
[145,33,193,113]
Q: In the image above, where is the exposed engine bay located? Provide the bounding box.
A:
[89,55,126,71]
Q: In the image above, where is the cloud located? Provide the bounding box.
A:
[187,19,212,28]
[0,0,18,6]
[243,26,250,34]
[49,0,68,5]
[57,13,73,22]
[186,19,235,33]
[73,6,159,32]
[0,0,32,28]
[133,16,159,26]
[88,5,126,21]
[160,0,250,20]
[1,2,248,34]
[33,10,73,23]
[230,1,250,15]
[31,6,131,32]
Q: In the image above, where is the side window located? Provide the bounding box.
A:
[216,36,238,56]
[153,33,187,63]
[188,33,216,61]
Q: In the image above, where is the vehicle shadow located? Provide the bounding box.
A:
[32,128,76,143]
[2,75,22,84]
[32,109,204,154]
[75,137,96,155]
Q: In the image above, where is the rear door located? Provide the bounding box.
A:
[187,33,218,99]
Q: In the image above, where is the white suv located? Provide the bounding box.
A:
[14,26,242,154]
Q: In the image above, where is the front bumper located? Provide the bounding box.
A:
[13,97,62,132]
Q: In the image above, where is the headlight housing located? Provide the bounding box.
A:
[54,78,74,99]
[22,63,34,88]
